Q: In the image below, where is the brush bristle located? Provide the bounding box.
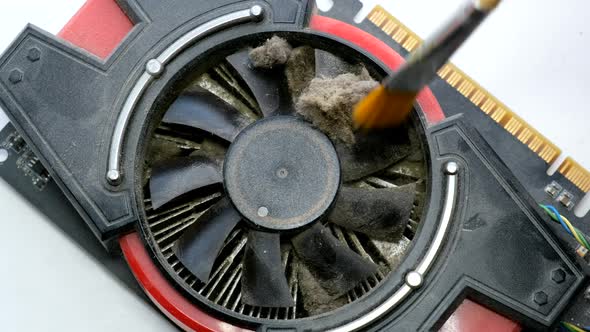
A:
[353,86,416,129]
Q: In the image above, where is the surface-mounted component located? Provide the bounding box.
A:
[2,132,50,190]
[2,131,26,153]
[545,181,563,198]
[16,149,50,190]
[576,245,589,262]
[557,190,576,210]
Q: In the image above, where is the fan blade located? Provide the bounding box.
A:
[163,88,252,141]
[173,198,241,282]
[314,49,358,78]
[296,257,349,314]
[241,231,294,307]
[291,224,378,297]
[337,130,411,182]
[150,155,222,209]
[227,50,293,117]
[329,184,416,241]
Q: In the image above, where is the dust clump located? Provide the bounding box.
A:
[296,68,378,145]
[249,36,293,69]
[250,36,380,146]
[285,46,315,101]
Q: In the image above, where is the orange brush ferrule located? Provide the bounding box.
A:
[353,86,417,130]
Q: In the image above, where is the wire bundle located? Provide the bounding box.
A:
[561,321,589,332]
[540,204,590,250]
[538,206,590,332]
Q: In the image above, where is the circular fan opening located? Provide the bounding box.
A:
[136,32,430,327]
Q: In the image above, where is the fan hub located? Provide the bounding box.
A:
[224,116,340,231]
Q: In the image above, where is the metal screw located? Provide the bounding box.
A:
[27,47,41,62]
[8,69,23,84]
[277,168,288,179]
[405,271,423,288]
[533,291,548,305]
[106,170,121,185]
[146,59,164,77]
[445,161,459,175]
[258,206,269,217]
[551,269,566,284]
[250,5,264,20]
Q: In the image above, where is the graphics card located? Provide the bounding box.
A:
[1,0,589,331]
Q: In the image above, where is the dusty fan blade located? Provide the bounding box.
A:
[329,184,416,241]
[314,49,358,78]
[163,87,253,141]
[241,231,294,307]
[173,198,241,282]
[291,224,378,297]
[149,155,222,209]
[337,130,411,182]
[227,50,293,117]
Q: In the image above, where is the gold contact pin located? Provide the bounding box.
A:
[559,158,590,192]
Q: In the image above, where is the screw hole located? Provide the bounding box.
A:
[354,0,375,23]
[316,0,334,12]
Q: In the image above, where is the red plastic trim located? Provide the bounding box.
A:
[120,232,251,332]
[440,299,522,332]
[310,15,445,125]
[58,0,133,59]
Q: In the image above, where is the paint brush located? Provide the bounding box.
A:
[353,0,501,129]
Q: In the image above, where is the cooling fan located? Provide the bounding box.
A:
[140,40,426,318]
[0,0,588,331]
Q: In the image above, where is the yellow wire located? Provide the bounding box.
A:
[563,322,585,332]
[561,215,586,248]
[542,205,590,249]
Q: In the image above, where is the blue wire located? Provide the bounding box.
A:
[544,205,573,235]
[560,325,572,332]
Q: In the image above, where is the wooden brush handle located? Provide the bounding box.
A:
[475,0,501,12]
[384,0,501,93]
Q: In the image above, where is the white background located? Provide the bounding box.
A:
[0,0,588,331]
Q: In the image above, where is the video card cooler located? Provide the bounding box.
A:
[0,0,589,331]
